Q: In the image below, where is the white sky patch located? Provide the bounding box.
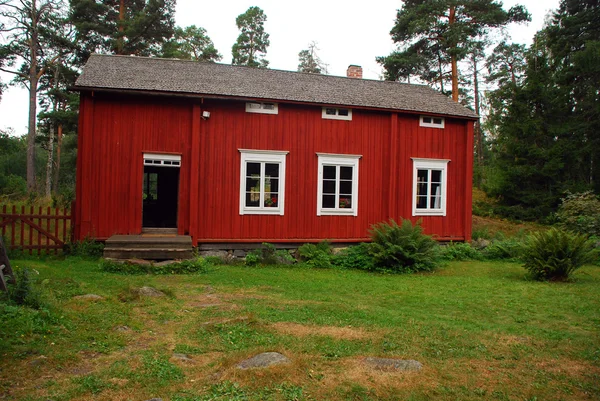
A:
[0,0,560,136]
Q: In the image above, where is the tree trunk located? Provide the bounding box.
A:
[449,6,459,102]
[45,122,55,197]
[117,0,125,54]
[53,123,63,195]
[26,0,39,193]
[472,53,483,167]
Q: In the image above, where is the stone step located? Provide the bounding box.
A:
[103,248,193,260]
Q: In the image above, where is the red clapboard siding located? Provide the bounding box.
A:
[75,93,473,243]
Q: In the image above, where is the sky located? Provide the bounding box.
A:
[0,0,560,136]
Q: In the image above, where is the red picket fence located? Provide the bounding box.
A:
[0,204,73,255]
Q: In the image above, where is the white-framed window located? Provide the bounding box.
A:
[246,102,278,115]
[420,115,445,128]
[239,149,288,215]
[317,153,361,216]
[322,107,352,121]
[412,158,449,216]
[143,153,181,167]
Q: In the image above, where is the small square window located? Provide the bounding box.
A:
[246,102,279,114]
[420,115,445,128]
[322,107,352,121]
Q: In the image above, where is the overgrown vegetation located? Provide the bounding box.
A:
[64,238,104,258]
[100,258,210,275]
[556,192,600,237]
[369,219,439,273]
[522,228,597,281]
[2,267,44,309]
[244,243,295,266]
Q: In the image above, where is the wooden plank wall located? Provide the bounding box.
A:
[75,93,472,243]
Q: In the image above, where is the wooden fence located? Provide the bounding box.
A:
[0,204,73,255]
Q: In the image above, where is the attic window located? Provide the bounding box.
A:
[322,107,352,121]
[420,115,445,128]
[246,102,278,115]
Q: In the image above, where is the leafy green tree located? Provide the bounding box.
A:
[69,0,176,59]
[0,0,73,192]
[378,0,530,101]
[162,25,221,61]
[231,6,269,68]
[298,41,326,74]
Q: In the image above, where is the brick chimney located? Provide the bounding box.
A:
[346,65,363,79]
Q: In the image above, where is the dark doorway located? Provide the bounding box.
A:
[142,166,179,228]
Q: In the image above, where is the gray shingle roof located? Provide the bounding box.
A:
[74,54,477,119]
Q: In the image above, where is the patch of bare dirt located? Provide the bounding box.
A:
[271,322,379,341]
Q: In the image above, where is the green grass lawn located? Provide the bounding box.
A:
[1,258,599,400]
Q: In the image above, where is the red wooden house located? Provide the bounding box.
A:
[72,55,477,248]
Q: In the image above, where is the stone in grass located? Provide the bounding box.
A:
[172,353,193,362]
[137,286,165,297]
[144,399,163,401]
[73,294,105,301]
[113,325,131,332]
[363,357,422,372]
[236,352,290,370]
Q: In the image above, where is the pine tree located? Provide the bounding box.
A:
[378,1,530,101]
[0,0,73,192]
[298,41,326,74]
[161,25,221,62]
[70,0,176,60]
[231,6,269,68]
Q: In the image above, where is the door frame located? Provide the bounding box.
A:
[142,153,182,231]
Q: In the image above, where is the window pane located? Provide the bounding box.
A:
[338,108,349,116]
[339,196,352,208]
[431,196,442,209]
[245,192,260,207]
[416,196,427,209]
[322,194,336,208]
[247,162,260,176]
[417,182,428,196]
[265,177,278,193]
[431,170,442,183]
[417,169,428,182]
[323,179,336,194]
[265,193,278,207]
[340,180,353,195]
[323,165,336,179]
[263,103,275,110]
[265,163,279,178]
[433,118,443,125]
[422,117,432,124]
[340,166,353,180]
[325,108,337,115]
[246,177,259,192]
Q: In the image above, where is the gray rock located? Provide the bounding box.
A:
[172,353,193,362]
[471,238,491,249]
[199,250,229,258]
[145,399,163,401]
[73,294,104,301]
[126,258,152,266]
[236,352,290,370]
[154,260,176,267]
[137,286,165,297]
[29,355,47,366]
[363,357,422,372]
[114,325,130,332]
[331,246,348,255]
[233,249,247,258]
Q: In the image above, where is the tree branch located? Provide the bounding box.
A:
[0,66,28,79]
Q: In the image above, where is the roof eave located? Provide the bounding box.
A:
[70,85,479,120]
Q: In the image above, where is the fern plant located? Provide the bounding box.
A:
[368,219,439,273]
[522,228,597,281]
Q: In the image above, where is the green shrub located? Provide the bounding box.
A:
[483,237,525,261]
[0,174,27,197]
[244,252,260,266]
[522,228,597,281]
[556,192,600,237]
[332,243,375,271]
[3,267,44,309]
[100,258,210,275]
[64,238,104,258]
[244,243,295,266]
[369,219,439,273]
[298,241,333,268]
[440,242,483,261]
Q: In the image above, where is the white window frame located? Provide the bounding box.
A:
[239,149,288,215]
[420,115,445,128]
[317,153,361,216]
[143,153,181,167]
[246,102,279,115]
[322,107,352,121]
[412,158,449,216]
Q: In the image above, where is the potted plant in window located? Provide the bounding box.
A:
[264,197,277,207]
[339,198,350,208]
